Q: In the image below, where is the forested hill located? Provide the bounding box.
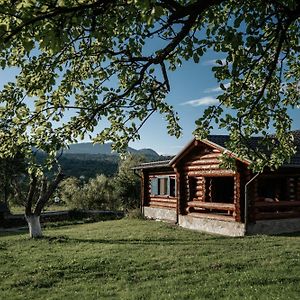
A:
[55,143,164,179]
[64,142,159,158]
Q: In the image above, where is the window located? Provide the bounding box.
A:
[150,176,176,197]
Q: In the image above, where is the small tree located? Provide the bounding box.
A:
[114,155,144,210]
[19,170,64,238]
[81,175,115,210]
[59,174,115,210]
[58,177,81,209]
[0,119,65,238]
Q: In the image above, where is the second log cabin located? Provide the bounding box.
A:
[135,134,300,236]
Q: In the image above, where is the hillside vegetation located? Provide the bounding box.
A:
[1,220,299,299]
[35,143,166,179]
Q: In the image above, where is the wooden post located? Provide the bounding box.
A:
[142,170,149,208]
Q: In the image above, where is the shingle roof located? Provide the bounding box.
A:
[207,135,263,149]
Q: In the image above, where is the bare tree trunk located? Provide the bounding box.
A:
[24,170,64,238]
[26,214,42,238]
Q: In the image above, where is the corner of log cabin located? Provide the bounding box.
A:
[138,134,300,233]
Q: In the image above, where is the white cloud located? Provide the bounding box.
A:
[181,96,219,107]
[204,83,230,93]
[202,58,226,66]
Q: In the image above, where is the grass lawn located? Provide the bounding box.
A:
[1,219,300,300]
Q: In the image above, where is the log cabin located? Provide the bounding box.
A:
[134,133,300,236]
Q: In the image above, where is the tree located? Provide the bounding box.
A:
[82,174,115,210]
[13,167,64,237]
[0,1,299,180]
[58,176,81,208]
[60,174,115,210]
[0,106,65,238]
[114,154,144,210]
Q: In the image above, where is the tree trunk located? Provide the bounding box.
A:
[26,214,42,238]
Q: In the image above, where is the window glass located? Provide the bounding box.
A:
[150,176,176,196]
[151,177,158,195]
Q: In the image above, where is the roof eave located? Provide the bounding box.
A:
[132,160,171,170]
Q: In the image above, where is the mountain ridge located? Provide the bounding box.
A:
[64,142,159,158]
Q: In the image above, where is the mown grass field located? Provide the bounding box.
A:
[1,219,300,300]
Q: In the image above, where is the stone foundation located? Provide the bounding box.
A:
[178,215,245,236]
[247,218,300,235]
[143,206,177,222]
[143,207,300,236]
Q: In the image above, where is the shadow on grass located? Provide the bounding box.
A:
[271,231,300,237]
[41,234,232,246]
[0,228,28,237]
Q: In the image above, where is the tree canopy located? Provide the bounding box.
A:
[0,0,299,171]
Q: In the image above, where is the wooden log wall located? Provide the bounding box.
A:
[184,149,236,177]
[146,172,177,210]
[183,175,205,202]
[148,197,177,210]
[182,148,238,220]
[287,177,300,201]
[296,178,300,200]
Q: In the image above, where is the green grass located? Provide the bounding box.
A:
[1,219,300,300]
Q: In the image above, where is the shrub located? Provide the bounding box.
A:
[125,208,145,220]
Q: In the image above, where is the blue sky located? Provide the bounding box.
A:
[1,51,300,155]
[129,54,225,154]
[130,52,300,155]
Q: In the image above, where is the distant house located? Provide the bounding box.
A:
[134,133,300,236]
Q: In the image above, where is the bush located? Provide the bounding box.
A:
[58,154,145,211]
[114,154,143,210]
[59,175,118,210]
[125,208,145,220]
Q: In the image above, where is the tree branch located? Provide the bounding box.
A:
[34,170,64,215]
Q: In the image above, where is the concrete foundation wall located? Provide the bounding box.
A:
[179,215,245,236]
[143,206,177,222]
[143,208,300,236]
[247,218,300,235]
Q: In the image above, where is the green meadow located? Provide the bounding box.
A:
[1,219,299,299]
